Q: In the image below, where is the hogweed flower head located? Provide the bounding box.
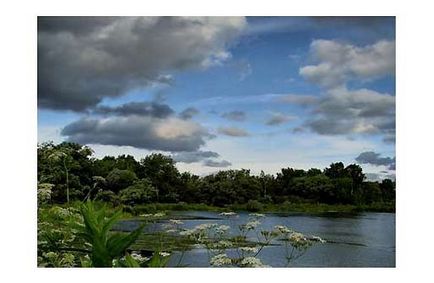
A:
[239,246,259,254]
[240,257,268,267]
[210,254,232,267]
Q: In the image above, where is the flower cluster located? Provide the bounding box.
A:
[239,257,268,267]
[210,254,232,267]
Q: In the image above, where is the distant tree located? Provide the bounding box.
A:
[345,164,366,203]
[106,169,138,193]
[331,177,354,204]
[362,182,382,204]
[179,172,201,203]
[306,168,322,177]
[139,154,181,202]
[380,179,396,202]
[324,162,347,179]
[119,179,157,205]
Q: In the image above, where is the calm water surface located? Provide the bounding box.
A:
[118,211,395,267]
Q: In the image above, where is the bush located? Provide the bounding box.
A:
[119,179,157,205]
[94,190,119,205]
[246,200,263,212]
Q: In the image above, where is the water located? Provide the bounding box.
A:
[117,211,395,267]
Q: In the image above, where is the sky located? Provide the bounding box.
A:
[37,16,395,180]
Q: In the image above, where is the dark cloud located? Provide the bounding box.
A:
[179,107,199,120]
[355,151,395,170]
[304,88,395,139]
[203,159,232,167]
[265,112,296,126]
[38,16,246,111]
[94,101,174,118]
[61,116,212,152]
[172,151,219,163]
[217,127,249,137]
[221,111,246,121]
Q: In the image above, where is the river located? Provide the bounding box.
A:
[118,211,395,267]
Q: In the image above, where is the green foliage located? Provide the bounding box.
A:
[119,179,157,205]
[38,183,54,205]
[106,169,138,193]
[78,201,145,267]
[246,200,263,212]
[38,142,395,210]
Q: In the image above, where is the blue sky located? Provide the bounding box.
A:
[38,16,395,179]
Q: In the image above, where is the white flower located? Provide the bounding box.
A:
[179,229,195,236]
[195,223,217,230]
[215,225,230,234]
[239,247,259,254]
[240,257,267,267]
[131,253,150,262]
[274,225,292,234]
[216,240,233,248]
[311,235,326,243]
[139,213,153,217]
[159,252,170,257]
[210,254,232,266]
[243,220,261,230]
[153,212,166,217]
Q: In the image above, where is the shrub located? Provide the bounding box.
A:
[246,200,263,212]
[119,179,157,205]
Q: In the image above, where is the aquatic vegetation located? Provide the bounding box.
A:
[175,212,323,267]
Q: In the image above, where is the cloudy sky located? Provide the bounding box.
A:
[38,16,395,179]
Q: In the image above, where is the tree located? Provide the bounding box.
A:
[139,154,181,202]
[119,179,157,205]
[380,179,395,202]
[324,162,347,179]
[362,182,382,204]
[106,169,138,193]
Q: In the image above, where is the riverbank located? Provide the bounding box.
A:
[127,201,395,215]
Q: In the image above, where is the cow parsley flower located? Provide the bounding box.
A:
[240,257,267,267]
[239,247,259,254]
[210,254,232,266]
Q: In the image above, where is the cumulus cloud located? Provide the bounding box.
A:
[94,101,174,118]
[300,39,395,89]
[217,127,249,137]
[172,150,219,163]
[355,151,395,170]
[305,88,395,141]
[266,112,297,126]
[365,172,396,181]
[179,107,199,120]
[61,115,212,152]
[203,159,232,167]
[221,111,246,121]
[38,16,247,111]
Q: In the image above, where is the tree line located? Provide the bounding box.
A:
[38,142,395,207]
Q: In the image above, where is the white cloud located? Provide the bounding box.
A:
[300,39,395,88]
